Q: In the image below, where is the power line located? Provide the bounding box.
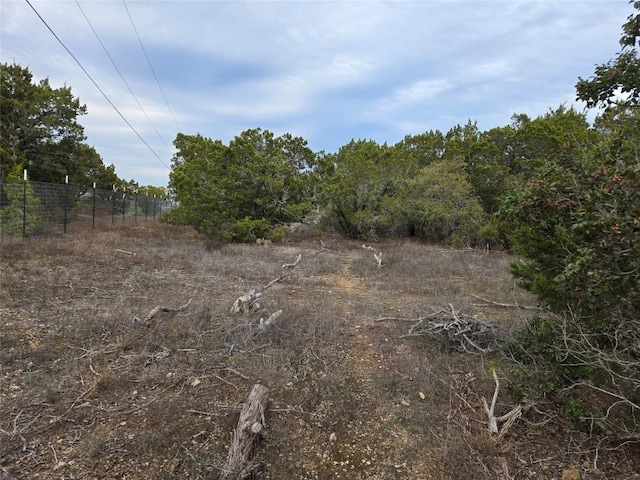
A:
[122,0,181,133]
[75,0,173,156]
[24,0,171,171]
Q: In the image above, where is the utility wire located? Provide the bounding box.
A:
[24,0,171,171]
[75,0,173,156]
[122,0,181,133]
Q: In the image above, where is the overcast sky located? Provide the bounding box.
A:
[0,1,633,187]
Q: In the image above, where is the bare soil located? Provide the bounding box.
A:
[1,222,638,479]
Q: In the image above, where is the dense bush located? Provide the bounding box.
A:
[167,129,316,241]
[500,108,639,333]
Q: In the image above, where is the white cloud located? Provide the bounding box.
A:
[1,0,634,186]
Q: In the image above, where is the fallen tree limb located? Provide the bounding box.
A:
[230,289,263,315]
[470,294,541,311]
[221,384,270,480]
[142,298,193,324]
[375,316,416,323]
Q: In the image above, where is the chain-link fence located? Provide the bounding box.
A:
[0,180,174,237]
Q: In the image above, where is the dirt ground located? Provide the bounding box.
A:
[1,222,638,479]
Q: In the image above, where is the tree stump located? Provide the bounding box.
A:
[220,384,270,480]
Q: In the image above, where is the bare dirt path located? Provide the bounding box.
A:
[280,249,451,479]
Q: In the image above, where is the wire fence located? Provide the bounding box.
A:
[0,180,175,237]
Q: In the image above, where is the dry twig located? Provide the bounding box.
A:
[470,294,541,310]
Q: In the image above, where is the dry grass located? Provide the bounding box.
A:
[1,223,638,479]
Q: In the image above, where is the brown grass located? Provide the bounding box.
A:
[1,222,638,479]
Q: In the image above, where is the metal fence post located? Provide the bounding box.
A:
[153,194,156,219]
[22,169,27,238]
[111,185,116,224]
[92,183,96,228]
[63,175,69,234]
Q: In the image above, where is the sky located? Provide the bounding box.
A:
[0,1,634,187]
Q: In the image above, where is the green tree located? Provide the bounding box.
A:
[500,113,639,328]
[1,63,86,182]
[167,129,316,241]
[167,132,229,230]
[500,2,640,332]
[141,185,168,198]
[576,1,640,108]
[321,139,404,238]
[385,158,485,244]
[393,129,446,168]
[0,63,124,187]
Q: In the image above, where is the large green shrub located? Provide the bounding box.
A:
[386,159,485,244]
[500,107,639,332]
[167,129,316,241]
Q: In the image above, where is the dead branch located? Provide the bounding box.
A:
[231,269,288,316]
[226,367,250,380]
[263,275,286,291]
[282,253,302,269]
[259,310,282,331]
[142,298,193,324]
[374,316,415,323]
[230,289,263,315]
[470,294,541,311]
[187,409,229,418]
[510,312,640,440]
[115,248,136,256]
[482,370,522,439]
[389,304,502,354]
[221,384,270,480]
[362,244,383,267]
[231,249,301,316]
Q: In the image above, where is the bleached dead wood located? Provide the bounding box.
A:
[230,289,263,315]
[140,298,192,325]
[482,370,522,439]
[221,384,270,480]
[470,294,541,311]
[231,253,301,315]
[115,249,136,256]
[282,253,302,269]
[259,310,282,331]
[362,245,383,267]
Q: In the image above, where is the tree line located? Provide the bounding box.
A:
[0,63,166,198]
